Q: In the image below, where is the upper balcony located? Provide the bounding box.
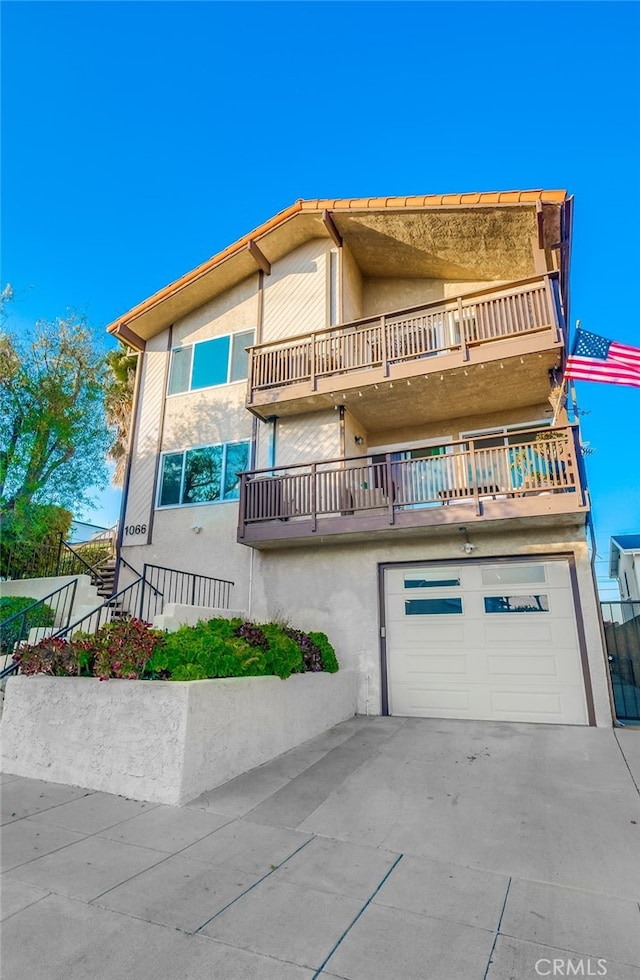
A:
[247,274,565,424]
[237,425,588,549]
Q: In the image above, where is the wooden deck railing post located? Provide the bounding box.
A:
[247,350,255,404]
[310,464,317,532]
[381,315,389,377]
[468,440,481,516]
[310,337,317,391]
[457,297,468,360]
[238,474,247,538]
[385,454,395,525]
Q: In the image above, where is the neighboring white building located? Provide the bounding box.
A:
[609,535,640,604]
[107,190,613,727]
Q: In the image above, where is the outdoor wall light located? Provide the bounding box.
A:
[459,526,476,554]
[354,436,364,445]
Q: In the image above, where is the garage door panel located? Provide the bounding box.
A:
[486,647,581,683]
[488,686,586,724]
[401,653,468,675]
[385,560,588,725]
[487,654,558,677]
[483,617,578,649]
[394,685,472,713]
[401,621,466,644]
[483,622,554,646]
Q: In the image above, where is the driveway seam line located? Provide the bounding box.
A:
[482,875,512,980]
[87,814,241,902]
[311,852,404,979]
[190,834,316,934]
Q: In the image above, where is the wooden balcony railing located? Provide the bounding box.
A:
[248,274,562,400]
[238,426,586,542]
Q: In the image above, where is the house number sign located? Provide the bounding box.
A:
[124,524,147,536]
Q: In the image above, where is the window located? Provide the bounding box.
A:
[168,330,254,394]
[404,571,461,589]
[483,595,549,613]
[481,565,546,585]
[405,598,463,615]
[158,441,250,507]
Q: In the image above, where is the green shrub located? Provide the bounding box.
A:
[148,617,337,681]
[13,612,340,683]
[259,623,304,678]
[308,631,339,673]
[150,619,267,680]
[0,596,56,654]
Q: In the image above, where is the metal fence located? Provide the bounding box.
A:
[601,601,640,724]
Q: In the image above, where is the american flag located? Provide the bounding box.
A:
[564,329,640,388]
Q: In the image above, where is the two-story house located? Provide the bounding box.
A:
[107,190,612,727]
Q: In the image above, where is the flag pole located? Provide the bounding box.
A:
[552,318,580,426]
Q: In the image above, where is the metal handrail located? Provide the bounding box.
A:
[53,576,146,640]
[1,533,111,585]
[0,579,79,657]
[58,538,107,587]
[142,563,234,612]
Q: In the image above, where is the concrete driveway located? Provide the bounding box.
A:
[2,716,639,980]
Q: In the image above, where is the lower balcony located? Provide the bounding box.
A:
[237,427,589,548]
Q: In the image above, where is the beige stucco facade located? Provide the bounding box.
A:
[113,193,613,727]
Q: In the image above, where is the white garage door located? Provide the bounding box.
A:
[385,560,588,724]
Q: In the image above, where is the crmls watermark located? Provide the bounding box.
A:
[534,959,607,977]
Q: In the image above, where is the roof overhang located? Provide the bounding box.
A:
[106,190,567,349]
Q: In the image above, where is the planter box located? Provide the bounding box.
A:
[0,671,357,805]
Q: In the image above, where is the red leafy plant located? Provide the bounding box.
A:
[13,618,166,681]
[13,636,81,676]
[88,618,166,680]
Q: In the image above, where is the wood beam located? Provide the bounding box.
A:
[322,209,343,248]
[114,322,146,351]
[247,239,271,275]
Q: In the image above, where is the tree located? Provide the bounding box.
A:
[0,315,111,527]
[104,344,137,487]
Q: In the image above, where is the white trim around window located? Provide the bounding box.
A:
[167,329,255,395]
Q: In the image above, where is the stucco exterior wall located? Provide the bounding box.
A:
[368,405,553,451]
[0,671,358,805]
[119,500,252,613]
[361,278,504,319]
[162,378,252,450]
[262,239,331,341]
[248,527,612,726]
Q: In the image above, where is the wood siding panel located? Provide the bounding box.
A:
[122,334,169,545]
[172,275,259,345]
[262,239,330,342]
[276,411,340,468]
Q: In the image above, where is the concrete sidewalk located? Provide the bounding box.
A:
[2,717,639,980]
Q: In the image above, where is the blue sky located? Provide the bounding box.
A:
[2,1,639,598]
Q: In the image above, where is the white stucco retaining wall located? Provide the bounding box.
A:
[0,670,357,805]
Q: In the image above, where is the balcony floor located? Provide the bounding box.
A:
[239,491,588,549]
